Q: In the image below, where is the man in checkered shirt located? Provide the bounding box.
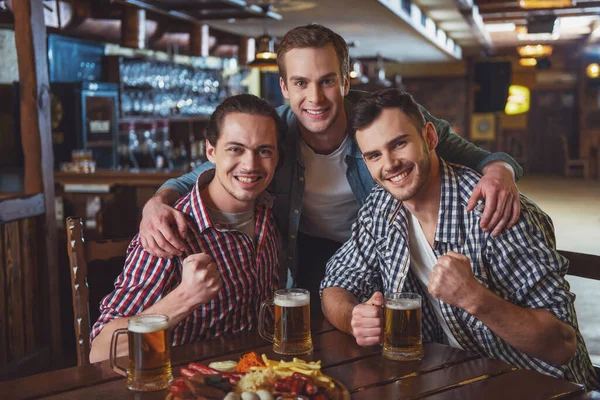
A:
[320,89,597,390]
[89,94,281,362]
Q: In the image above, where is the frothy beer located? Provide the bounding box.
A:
[127,315,172,391]
[273,290,313,355]
[383,294,423,361]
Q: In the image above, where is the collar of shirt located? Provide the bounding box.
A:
[188,169,274,233]
[374,159,468,247]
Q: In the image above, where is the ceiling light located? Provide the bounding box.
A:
[247,5,278,72]
[517,32,560,40]
[519,58,538,66]
[519,0,574,9]
[586,63,600,78]
[248,34,278,71]
[517,44,553,57]
[485,23,516,32]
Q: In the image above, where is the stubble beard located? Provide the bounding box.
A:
[385,146,432,202]
[218,173,259,205]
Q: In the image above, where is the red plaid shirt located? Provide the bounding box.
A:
[91,171,280,346]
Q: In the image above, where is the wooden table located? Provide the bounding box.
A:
[0,317,588,399]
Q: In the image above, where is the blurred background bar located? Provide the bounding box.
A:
[0,0,598,382]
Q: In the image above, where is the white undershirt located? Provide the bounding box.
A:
[206,206,255,242]
[298,134,359,243]
[407,212,463,349]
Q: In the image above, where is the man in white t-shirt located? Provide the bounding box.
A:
[320,89,597,391]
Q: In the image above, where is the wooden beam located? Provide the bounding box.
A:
[12,0,61,358]
[483,8,600,21]
[121,5,146,49]
[478,1,600,12]
[238,36,252,66]
[190,23,209,57]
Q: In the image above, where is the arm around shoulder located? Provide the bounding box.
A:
[157,161,215,196]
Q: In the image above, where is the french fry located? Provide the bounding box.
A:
[253,354,334,389]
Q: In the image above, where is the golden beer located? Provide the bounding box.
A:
[383,293,423,361]
[260,289,313,355]
[117,314,172,391]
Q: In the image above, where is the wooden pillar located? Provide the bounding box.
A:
[121,6,146,49]
[238,36,253,66]
[190,23,209,57]
[12,0,61,357]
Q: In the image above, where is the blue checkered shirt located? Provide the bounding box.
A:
[321,160,597,391]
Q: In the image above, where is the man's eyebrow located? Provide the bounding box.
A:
[362,149,380,158]
[224,141,247,147]
[289,72,338,81]
[288,75,307,81]
[385,134,410,147]
[224,142,276,150]
[361,134,410,158]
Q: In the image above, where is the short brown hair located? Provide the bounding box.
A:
[206,94,282,148]
[277,24,350,82]
[352,89,426,135]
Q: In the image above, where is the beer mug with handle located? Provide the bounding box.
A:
[110,314,173,391]
[259,288,313,355]
[383,293,424,361]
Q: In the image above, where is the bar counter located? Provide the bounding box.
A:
[55,169,184,187]
[54,169,188,241]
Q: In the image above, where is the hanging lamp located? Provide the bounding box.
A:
[248,5,279,72]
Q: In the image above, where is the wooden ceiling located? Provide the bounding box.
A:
[110,0,281,21]
[475,0,600,24]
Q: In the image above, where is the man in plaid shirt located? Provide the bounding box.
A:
[89,94,281,362]
[320,89,597,390]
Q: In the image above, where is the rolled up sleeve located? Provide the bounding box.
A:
[486,199,575,328]
[320,216,382,303]
[90,236,176,343]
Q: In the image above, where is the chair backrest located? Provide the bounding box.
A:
[559,250,600,281]
[65,216,130,366]
[559,250,600,383]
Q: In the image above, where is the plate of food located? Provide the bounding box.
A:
[166,352,350,400]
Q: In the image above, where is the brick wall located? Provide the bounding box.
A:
[403,77,468,136]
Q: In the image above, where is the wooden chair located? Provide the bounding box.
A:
[559,250,600,383]
[65,216,131,366]
[560,136,591,179]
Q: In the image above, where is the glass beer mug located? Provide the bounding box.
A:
[259,288,313,355]
[110,314,173,391]
[382,293,424,361]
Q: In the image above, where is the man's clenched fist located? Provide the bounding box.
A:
[428,251,482,312]
[178,253,222,310]
[351,291,384,347]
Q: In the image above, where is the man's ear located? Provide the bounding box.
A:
[342,74,350,96]
[205,139,217,163]
[280,76,290,100]
[424,122,438,151]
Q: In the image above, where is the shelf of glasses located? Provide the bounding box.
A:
[119,116,210,123]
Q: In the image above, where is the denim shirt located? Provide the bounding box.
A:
[159,91,522,286]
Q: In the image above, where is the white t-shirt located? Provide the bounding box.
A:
[298,134,359,243]
[206,206,255,242]
[407,212,463,349]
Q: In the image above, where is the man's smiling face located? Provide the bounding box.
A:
[206,112,278,211]
[357,108,434,202]
[279,44,349,138]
